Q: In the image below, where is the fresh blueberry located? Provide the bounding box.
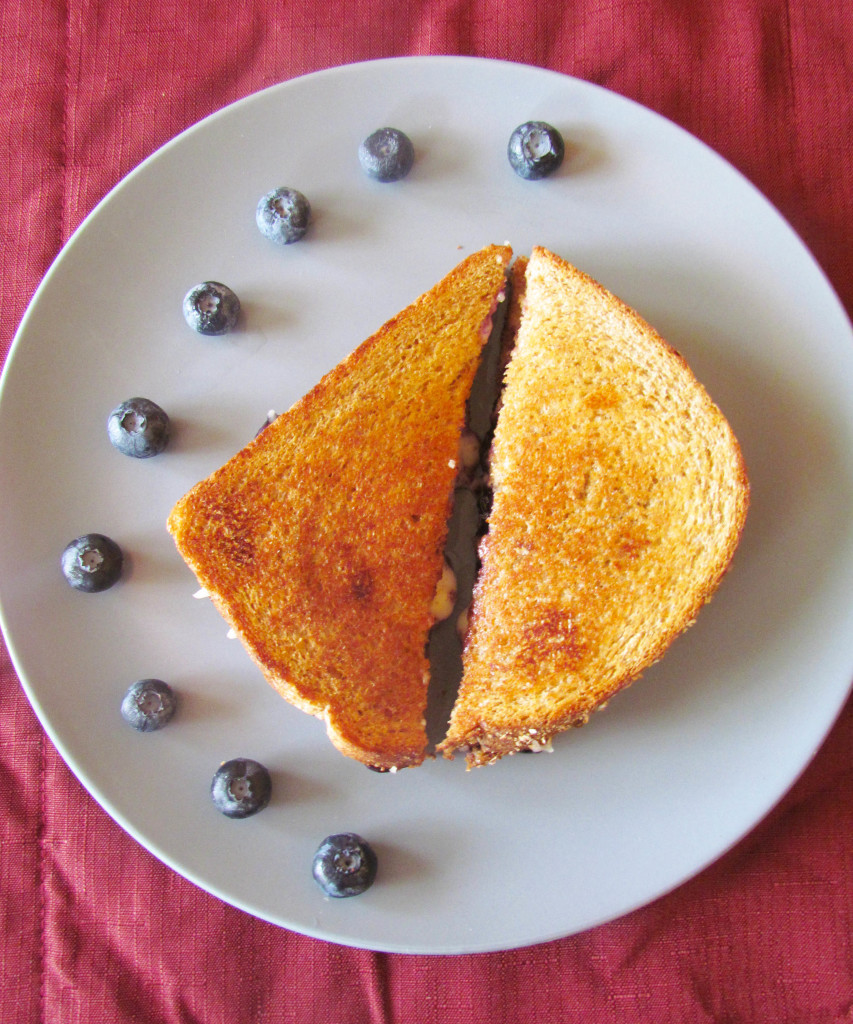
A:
[312,833,378,898]
[121,678,177,732]
[107,397,170,458]
[61,534,123,592]
[358,128,415,183]
[256,187,311,245]
[507,121,565,180]
[210,758,272,819]
[182,281,240,336]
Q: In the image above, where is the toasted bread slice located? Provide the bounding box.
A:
[439,247,749,767]
[168,244,512,770]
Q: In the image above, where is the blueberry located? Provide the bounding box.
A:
[210,758,272,819]
[121,678,177,732]
[312,833,378,898]
[61,534,123,592]
[182,281,240,336]
[256,187,311,245]
[358,128,415,183]
[107,397,170,458]
[507,121,565,180]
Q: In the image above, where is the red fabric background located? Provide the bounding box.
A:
[2,2,852,1021]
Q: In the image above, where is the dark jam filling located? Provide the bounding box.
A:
[422,270,520,752]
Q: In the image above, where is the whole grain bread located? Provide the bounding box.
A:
[168,244,512,770]
[438,247,749,767]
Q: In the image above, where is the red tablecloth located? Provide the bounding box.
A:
[2,2,852,1020]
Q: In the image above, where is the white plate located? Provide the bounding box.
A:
[2,57,853,955]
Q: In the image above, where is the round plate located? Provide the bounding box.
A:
[2,57,852,954]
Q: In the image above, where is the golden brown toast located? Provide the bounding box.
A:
[439,247,750,767]
[168,244,512,770]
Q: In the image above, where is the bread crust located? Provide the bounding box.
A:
[439,247,750,767]
[168,244,512,770]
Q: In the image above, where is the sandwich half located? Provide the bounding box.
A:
[168,244,512,770]
[439,247,749,767]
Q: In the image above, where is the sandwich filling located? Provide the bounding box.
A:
[423,281,510,748]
